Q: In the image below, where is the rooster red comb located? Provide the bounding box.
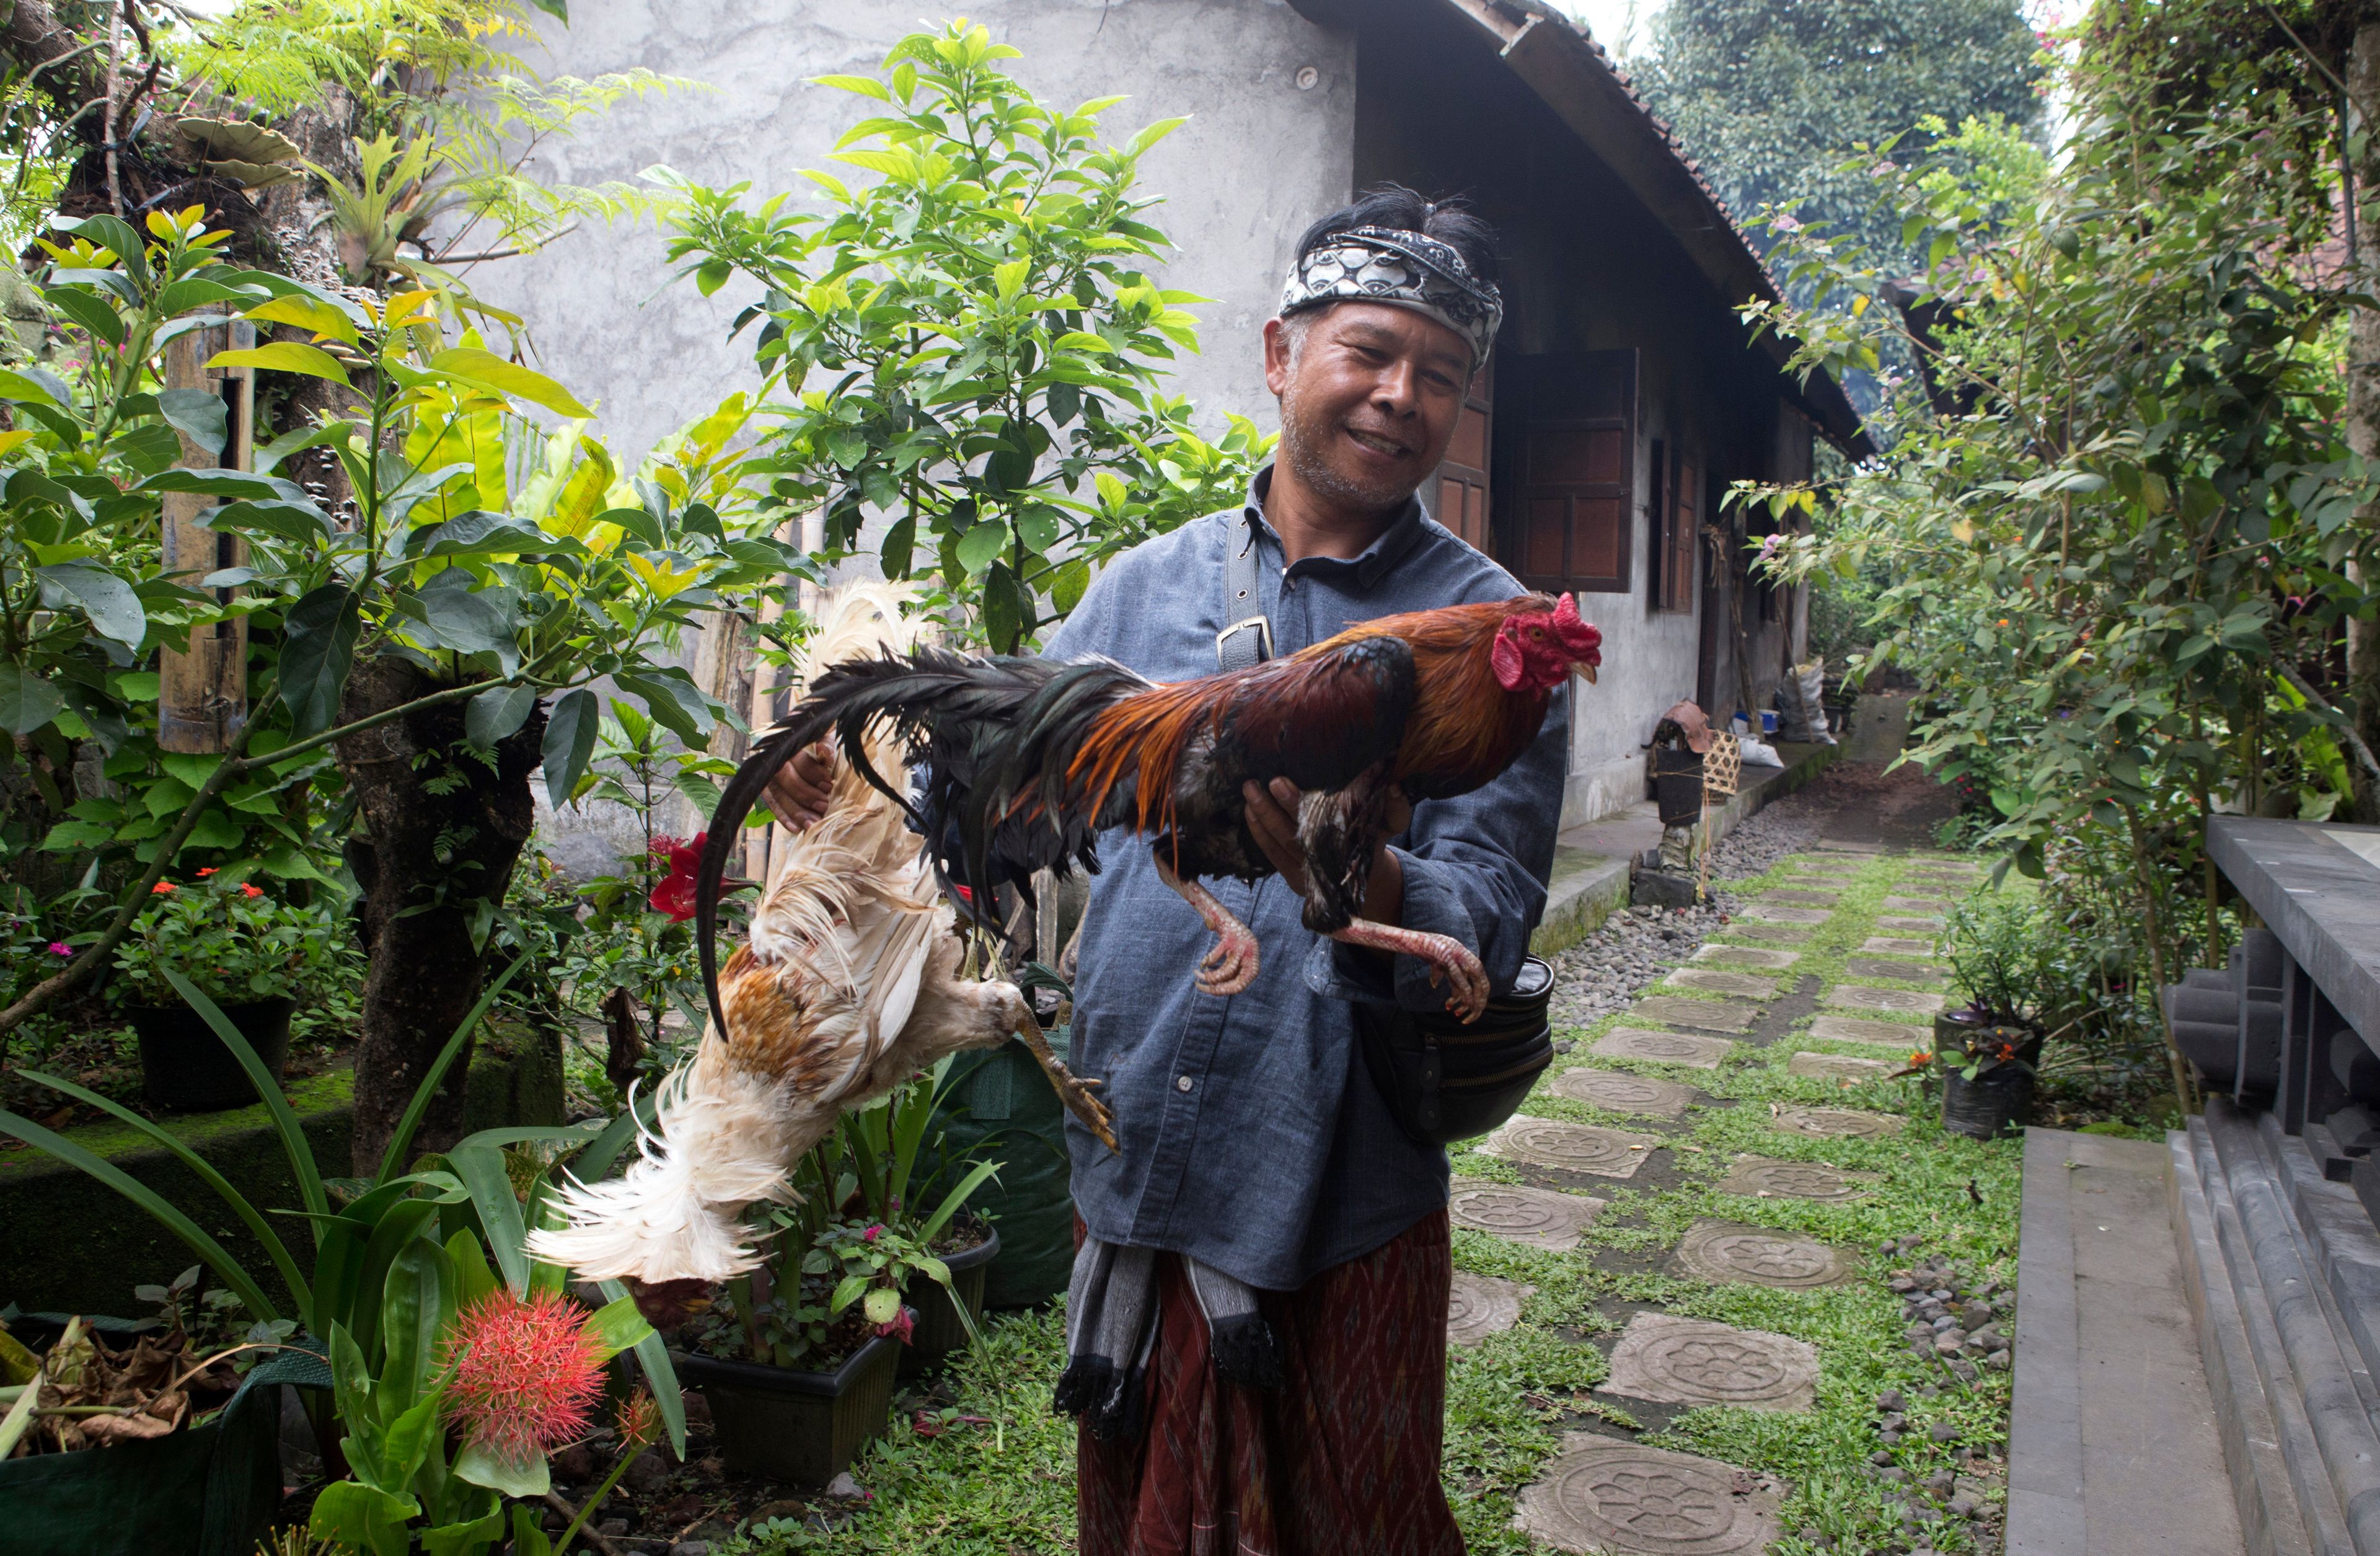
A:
[1551,593,1603,663]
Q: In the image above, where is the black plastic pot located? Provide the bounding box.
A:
[898,1225,1002,1380]
[1942,1064,2033,1139]
[128,997,294,1112]
[672,1335,900,1486]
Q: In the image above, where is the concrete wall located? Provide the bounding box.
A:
[486,0,1355,464]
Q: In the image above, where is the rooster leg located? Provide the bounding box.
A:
[1153,851,1261,996]
[1013,1014,1117,1152]
[1328,919,1490,1025]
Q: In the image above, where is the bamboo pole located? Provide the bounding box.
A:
[157,314,254,754]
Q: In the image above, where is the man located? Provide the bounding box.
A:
[771,186,1567,1555]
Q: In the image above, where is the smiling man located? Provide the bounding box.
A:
[1044,188,1564,1556]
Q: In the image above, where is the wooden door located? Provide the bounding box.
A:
[1434,360,1493,555]
[1493,351,1637,595]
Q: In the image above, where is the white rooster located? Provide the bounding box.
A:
[529,583,1111,1309]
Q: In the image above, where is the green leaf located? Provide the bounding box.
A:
[447,1227,499,1312]
[428,347,594,418]
[277,585,362,735]
[862,1285,901,1325]
[241,293,361,343]
[155,387,229,457]
[954,519,1011,577]
[207,341,352,386]
[380,1237,452,1410]
[465,683,537,750]
[454,1436,552,1498]
[309,1480,420,1556]
[614,668,716,747]
[597,1276,687,1458]
[449,1144,531,1295]
[420,1508,508,1556]
[540,688,600,809]
[414,569,522,670]
[506,1503,554,1556]
[581,1294,655,1363]
[829,1273,869,1314]
[0,665,66,735]
[37,562,145,648]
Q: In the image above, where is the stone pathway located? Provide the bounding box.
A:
[1453,793,2018,1555]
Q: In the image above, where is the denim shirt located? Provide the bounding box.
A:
[1041,468,1571,1291]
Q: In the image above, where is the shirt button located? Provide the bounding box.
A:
[1176,1075,1196,1094]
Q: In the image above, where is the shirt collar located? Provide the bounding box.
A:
[1241,464,1430,591]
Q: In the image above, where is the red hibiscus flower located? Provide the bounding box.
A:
[648,833,705,922]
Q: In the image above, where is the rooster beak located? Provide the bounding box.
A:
[1574,663,1598,685]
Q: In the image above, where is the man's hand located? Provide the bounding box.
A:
[1240,777,1411,923]
[764,742,835,831]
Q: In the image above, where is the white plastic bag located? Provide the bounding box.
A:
[1778,658,1835,744]
[1737,734,1785,767]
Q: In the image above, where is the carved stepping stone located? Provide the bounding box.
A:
[1787,1051,1893,1083]
[1630,996,1758,1032]
[1551,1066,1699,1118]
[1784,856,1861,875]
[1716,1155,1876,1201]
[1905,870,1974,886]
[1815,838,1884,852]
[1846,957,1942,983]
[1882,895,1955,914]
[1722,921,1812,945]
[1514,1436,1784,1556]
[1447,1271,1532,1348]
[1663,967,1778,999]
[1448,1181,1605,1250]
[1762,889,1840,908]
[1603,1312,1820,1412]
[1481,1116,1664,1178]
[1861,935,1938,955]
[1673,1220,1858,1288]
[1877,914,1946,932]
[1772,1103,1905,1139]
[1742,903,1828,924]
[1825,984,1946,1015]
[1691,944,1800,971]
[1592,1028,1736,1069]
[1808,1014,1930,1048]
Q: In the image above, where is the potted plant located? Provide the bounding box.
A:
[1936,898,2050,1138]
[111,872,345,1112]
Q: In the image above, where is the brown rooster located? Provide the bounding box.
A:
[699,592,1602,1029]
[530,586,1112,1309]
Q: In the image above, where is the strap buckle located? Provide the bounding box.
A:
[1215,616,1273,665]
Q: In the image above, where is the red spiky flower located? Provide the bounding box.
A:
[439,1289,606,1465]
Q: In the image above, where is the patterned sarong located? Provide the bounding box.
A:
[1075,1211,1463,1556]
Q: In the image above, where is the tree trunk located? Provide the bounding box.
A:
[335,657,546,1173]
[2348,22,2380,823]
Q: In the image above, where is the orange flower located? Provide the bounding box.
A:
[239,884,263,899]
[151,881,176,895]
[195,867,217,877]
[1910,1050,1933,1066]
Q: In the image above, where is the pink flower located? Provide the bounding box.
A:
[863,1224,884,1244]
[439,1290,606,1469]
[46,942,69,956]
[875,1306,914,1345]
[1773,213,1802,233]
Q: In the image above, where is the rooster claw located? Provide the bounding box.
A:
[1194,927,1260,997]
[1049,1063,1118,1151]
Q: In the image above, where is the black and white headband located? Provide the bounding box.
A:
[1279,224,1503,370]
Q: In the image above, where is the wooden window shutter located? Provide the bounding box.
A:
[1494,350,1636,595]
[1657,449,1698,613]
[1434,360,1494,555]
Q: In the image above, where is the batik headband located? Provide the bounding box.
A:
[1279,224,1504,370]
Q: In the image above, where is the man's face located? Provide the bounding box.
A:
[1264,301,1472,514]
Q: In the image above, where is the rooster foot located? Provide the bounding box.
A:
[1195,923,1261,997]
[1015,1020,1119,1152]
[1328,919,1491,1024]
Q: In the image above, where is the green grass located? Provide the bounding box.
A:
[726,847,2024,1555]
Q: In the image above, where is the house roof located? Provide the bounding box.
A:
[1287,0,1873,459]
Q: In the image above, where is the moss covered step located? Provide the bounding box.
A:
[1,1018,565,1316]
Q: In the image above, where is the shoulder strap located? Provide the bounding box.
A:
[1216,511,1273,671]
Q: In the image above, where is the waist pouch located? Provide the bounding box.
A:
[1356,955,1556,1147]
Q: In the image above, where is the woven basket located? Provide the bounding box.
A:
[1702,732,1742,800]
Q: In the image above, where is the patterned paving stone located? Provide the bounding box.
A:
[1716,1155,1876,1201]
[1592,1028,1737,1069]
[1673,1220,1858,1288]
[1881,895,1955,914]
[1631,995,1759,1032]
[1447,1271,1532,1348]
[1762,889,1841,908]
[1815,838,1885,852]
[1481,1116,1664,1178]
[1741,903,1829,925]
[1513,1436,1784,1556]
[1691,944,1801,971]
[1860,935,1939,955]
[1905,871,1974,887]
[1825,984,1947,1016]
[1845,957,1943,983]
[1663,967,1779,999]
[1877,914,1946,932]
[1448,1181,1605,1250]
[1551,1066,1699,1118]
[1771,1103,1906,1139]
[1721,921,1814,945]
[1787,1051,1893,1083]
[1783,856,1862,874]
[1807,1014,1931,1048]
[1603,1312,1820,1413]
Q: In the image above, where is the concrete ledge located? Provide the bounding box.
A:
[1531,845,1631,957]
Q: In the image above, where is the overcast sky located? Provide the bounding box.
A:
[1553,0,1665,61]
